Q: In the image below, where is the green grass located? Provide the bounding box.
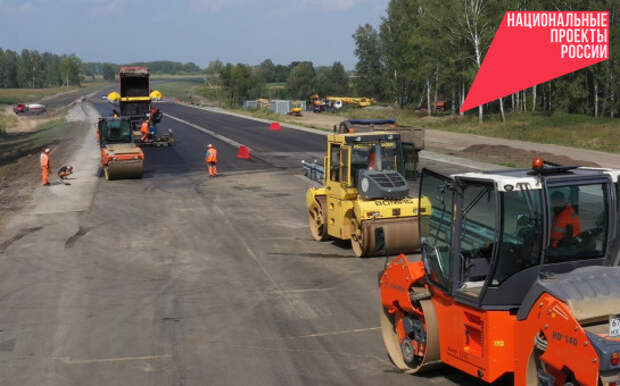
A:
[0,87,77,105]
[0,110,17,135]
[0,116,68,163]
[150,74,204,80]
[0,81,110,105]
[341,107,620,153]
[157,80,207,101]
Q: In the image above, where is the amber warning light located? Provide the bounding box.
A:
[532,158,544,169]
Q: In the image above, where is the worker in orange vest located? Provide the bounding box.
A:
[40,148,50,186]
[140,118,151,142]
[550,190,581,247]
[368,151,377,171]
[205,144,218,177]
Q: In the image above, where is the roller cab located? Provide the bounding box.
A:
[380,161,620,385]
[97,117,144,181]
[305,131,430,257]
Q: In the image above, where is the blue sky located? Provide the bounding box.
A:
[0,0,389,69]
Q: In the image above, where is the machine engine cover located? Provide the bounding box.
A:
[357,170,409,200]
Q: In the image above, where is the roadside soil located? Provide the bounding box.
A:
[3,105,58,133]
[0,103,91,231]
[457,144,600,168]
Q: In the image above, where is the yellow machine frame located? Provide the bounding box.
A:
[306,132,431,257]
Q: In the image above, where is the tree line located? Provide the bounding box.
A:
[0,48,82,88]
[83,60,202,81]
[353,0,619,121]
[205,59,350,106]
[0,48,205,88]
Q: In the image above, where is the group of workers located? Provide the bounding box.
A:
[139,108,163,143]
[40,148,73,186]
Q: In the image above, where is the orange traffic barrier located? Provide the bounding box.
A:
[269,122,281,131]
[237,146,251,159]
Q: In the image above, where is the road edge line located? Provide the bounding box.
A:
[165,102,329,136]
[164,112,249,150]
[166,104,504,171]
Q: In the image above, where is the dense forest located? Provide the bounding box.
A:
[0,49,82,88]
[353,0,619,121]
[204,59,350,106]
[0,49,204,88]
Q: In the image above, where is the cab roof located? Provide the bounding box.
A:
[453,167,619,192]
[328,131,401,144]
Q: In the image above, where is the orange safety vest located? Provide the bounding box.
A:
[368,152,376,170]
[206,148,218,163]
[140,121,149,134]
[40,152,49,169]
[551,205,581,247]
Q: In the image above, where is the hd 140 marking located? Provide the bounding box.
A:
[552,331,578,346]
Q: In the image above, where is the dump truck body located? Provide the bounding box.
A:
[380,163,620,385]
[119,66,151,129]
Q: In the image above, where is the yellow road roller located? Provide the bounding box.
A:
[303,131,431,257]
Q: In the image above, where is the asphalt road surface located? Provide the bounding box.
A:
[0,94,505,385]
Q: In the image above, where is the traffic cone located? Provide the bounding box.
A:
[269,122,281,131]
[237,146,251,160]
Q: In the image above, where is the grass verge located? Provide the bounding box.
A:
[0,81,110,105]
[344,108,620,153]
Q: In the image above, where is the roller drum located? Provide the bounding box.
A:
[359,217,420,256]
[105,160,143,180]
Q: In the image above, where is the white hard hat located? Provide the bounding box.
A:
[44,148,50,153]
[207,144,213,148]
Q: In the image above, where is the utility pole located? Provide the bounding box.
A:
[32,64,35,88]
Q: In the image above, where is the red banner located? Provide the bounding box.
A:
[461,11,610,113]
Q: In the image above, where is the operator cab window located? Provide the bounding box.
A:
[491,188,543,285]
[458,183,496,297]
[545,183,608,263]
[330,144,340,182]
[420,172,454,291]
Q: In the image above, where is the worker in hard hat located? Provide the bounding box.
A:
[140,118,151,143]
[40,148,51,186]
[205,144,218,177]
[550,190,581,247]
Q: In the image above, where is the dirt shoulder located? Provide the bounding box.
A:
[0,102,96,231]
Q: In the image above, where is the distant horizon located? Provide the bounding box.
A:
[0,0,389,71]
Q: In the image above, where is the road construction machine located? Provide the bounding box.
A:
[335,119,424,179]
[326,96,375,108]
[380,160,620,385]
[119,66,151,128]
[97,117,144,180]
[117,67,173,147]
[303,131,431,257]
[288,101,303,117]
